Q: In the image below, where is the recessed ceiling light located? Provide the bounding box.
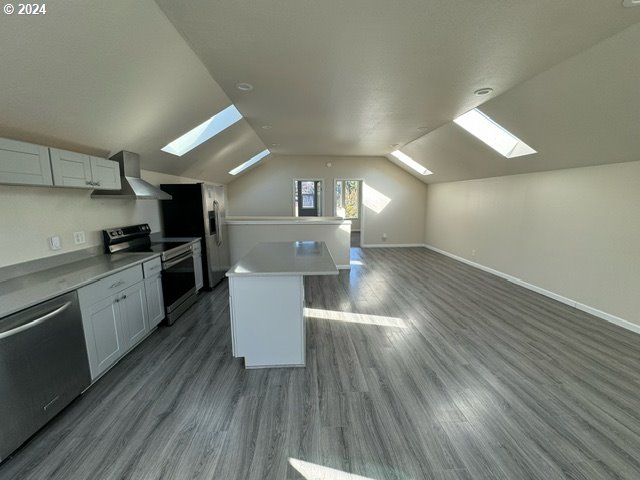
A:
[454,108,536,158]
[390,150,433,176]
[623,0,640,7]
[474,87,494,96]
[236,82,254,91]
[261,125,272,130]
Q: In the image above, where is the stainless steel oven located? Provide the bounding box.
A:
[160,245,197,325]
[103,224,199,325]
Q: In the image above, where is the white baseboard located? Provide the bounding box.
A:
[423,244,640,336]
[362,243,426,248]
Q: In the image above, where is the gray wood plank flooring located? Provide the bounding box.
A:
[1,246,639,479]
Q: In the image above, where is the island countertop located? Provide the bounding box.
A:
[226,241,339,277]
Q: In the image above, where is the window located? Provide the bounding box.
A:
[335,180,360,219]
[162,104,243,157]
[293,179,323,217]
[228,149,270,175]
[453,108,537,158]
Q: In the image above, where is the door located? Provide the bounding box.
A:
[145,275,165,328]
[90,156,121,190]
[0,138,52,186]
[50,148,93,188]
[85,295,124,376]
[213,185,230,271]
[120,282,149,347]
[295,180,322,217]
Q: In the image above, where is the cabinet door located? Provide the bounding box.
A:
[0,138,52,186]
[119,282,149,348]
[90,156,121,190]
[145,275,165,328]
[50,148,93,188]
[85,296,125,378]
[194,252,204,292]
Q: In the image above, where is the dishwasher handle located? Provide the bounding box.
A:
[0,301,72,340]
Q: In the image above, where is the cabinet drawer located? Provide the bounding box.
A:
[78,265,143,306]
[143,257,162,278]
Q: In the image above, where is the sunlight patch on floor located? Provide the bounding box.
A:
[304,308,407,328]
[289,458,375,480]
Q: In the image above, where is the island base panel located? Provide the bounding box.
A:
[229,275,305,368]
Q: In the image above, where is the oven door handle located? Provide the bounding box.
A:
[162,250,193,269]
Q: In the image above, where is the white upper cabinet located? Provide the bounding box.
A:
[50,148,121,190]
[0,138,53,186]
[90,156,121,190]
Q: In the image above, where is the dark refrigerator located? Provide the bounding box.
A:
[160,183,230,289]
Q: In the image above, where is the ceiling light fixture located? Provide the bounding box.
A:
[474,87,494,96]
[622,0,640,7]
[161,104,242,156]
[236,82,254,91]
[390,150,433,176]
[454,108,536,158]
[261,125,272,130]
[229,149,270,175]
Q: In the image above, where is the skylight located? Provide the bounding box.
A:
[229,149,270,175]
[390,150,433,175]
[453,108,536,158]
[161,105,243,156]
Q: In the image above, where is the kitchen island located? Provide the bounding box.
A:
[226,241,338,368]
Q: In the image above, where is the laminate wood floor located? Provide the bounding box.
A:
[2,247,640,479]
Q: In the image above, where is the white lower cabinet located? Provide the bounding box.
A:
[78,264,151,381]
[143,257,165,328]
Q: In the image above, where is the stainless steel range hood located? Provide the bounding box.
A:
[91,151,172,200]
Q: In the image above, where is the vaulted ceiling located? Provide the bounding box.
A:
[0,1,639,184]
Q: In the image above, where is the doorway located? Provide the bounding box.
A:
[293,179,323,217]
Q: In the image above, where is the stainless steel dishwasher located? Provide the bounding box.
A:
[0,291,90,463]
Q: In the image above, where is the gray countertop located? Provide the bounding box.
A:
[226,241,339,277]
[0,252,160,319]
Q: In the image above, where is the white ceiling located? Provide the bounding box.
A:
[0,1,639,185]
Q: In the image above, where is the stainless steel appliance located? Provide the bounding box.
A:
[160,183,230,289]
[91,151,172,200]
[0,291,90,463]
[103,224,197,325]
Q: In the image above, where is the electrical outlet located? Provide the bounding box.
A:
[73,231,86,245]
[49,235,61,251]
[382,233,388,241]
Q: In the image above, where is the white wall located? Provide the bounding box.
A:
[425,161,640,328]
[0,170,202,267]
[227,155,427,246]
